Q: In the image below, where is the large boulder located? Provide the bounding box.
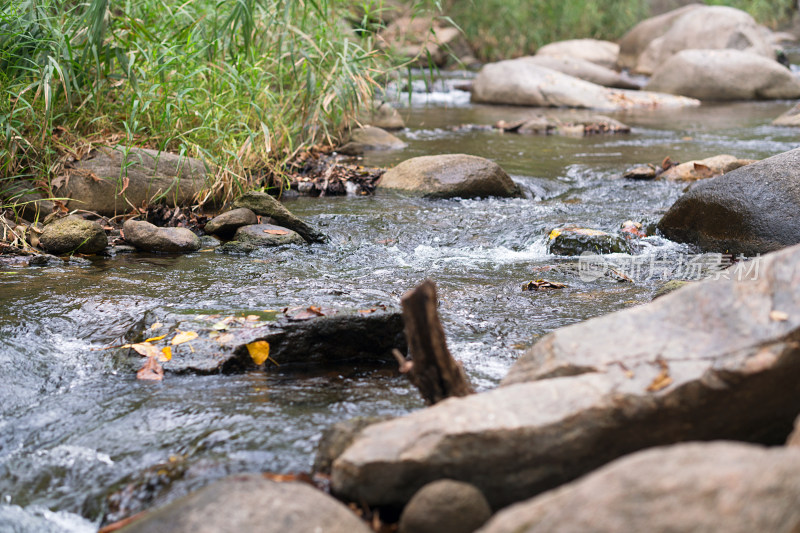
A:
[535,39,619,70]
[645,49,800,100]
[471,61,699,110]
[337,126,407,156]
[117,474,372,533]
[657,147,800,255]
[233,191,327,243]
[633,6,775,75]
[478,442,800,533]
[331,243,800,509]
[55,147,210,216]
[122,219,201,253]
[658,154,756,182]
[617,4,704,70]
[522,55,639,89]
[39,216,108,255]
[378,154,521,199]
[772,103,800,127]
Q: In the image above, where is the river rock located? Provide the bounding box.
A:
[657,147,800,255]
[39,216,108,255]
[522,56,639,90]
[547,227,628,255]
[623,164,657,180]
[617,4,703,70]
[203,208,257,238]
[55,147,210,217]
[314,416,394,475]
[399,480,492,533]
[337,126,407,156]
[477,442,800,533]
[359,102,405,130]
[233,191,327,243]
[658,154,756,181]
[378,154,521,199]
[121,307,406,375]
[471,60,699,110]
[122,219,201,253]
[633,6,775,75]
[645,49,800,100]
[772,103,800,127]
[379,15,471,68]
[497,115,630,136]
[331,243,800,509]
[117,474,372,533]
[233,224,304,246]
[789,416,800,447]
[535,39,619,70]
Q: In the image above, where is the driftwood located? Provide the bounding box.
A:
[394,279,474,404]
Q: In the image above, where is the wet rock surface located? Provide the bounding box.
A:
[117,474,373,533]
[379,154,521,199]
[331,244,800,510]
[399,480,492,533]
[658,147,800,254]
[39,216,108,255]
[233,224,305,247]
[203,208,258,238]
[547,227,629,255]
[496,114,630,136]
[233,191,327,243]
[123,219,201,254]
[338,126,407,155]
[478,442,800,533]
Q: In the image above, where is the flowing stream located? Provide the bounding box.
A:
[1,79,798,531]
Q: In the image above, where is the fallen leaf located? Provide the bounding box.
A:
[144,334,167,343]
[159,346,172,362]
[770,310,789,322]
[263,229,289,235]
[137,357,164,381]
[171,330,198,345]
[548,229,562,240]
[522,279,567,291]
[646,359,672,392]
[118,176,130,195]
[127,342,161,358]
[247,340,277,366]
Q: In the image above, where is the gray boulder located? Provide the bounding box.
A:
[233,224,305,246]
[657,147,800,255]
[39,216,108,255]
[233,191,327,243]
[645,49,800,100]
[523,55,639,89]
[634,6,775,75]
[331,243,800,509]
[122,219,201,253]
[617,4,704,70]
[117,474,372,533]
[338,126,407,156]
[56,147,210,216]
[478,442,800,533]
[772,103,800,127]
[535,39,619,69]
[379,154,521,199]
[471,60,699,110]
[204,208,257,238]
[399,480,492,533]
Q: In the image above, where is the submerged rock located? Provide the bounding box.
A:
[233,191,327,243]
[478,442,800,533]
[523,55,638,89]
[123,219,201,253]
[337,126,407,156]
[331,243,800,509]
[379,154,521,199]
[497,115,630,136]
[657,147,800,254]
[535,39,619,70]
[203,208,257,238]
[117,474,372,533]
[121,307,406,375]
[399,480,492,533]
[55,147,210,216]
[645,49,800,100]
[658,154,756,181]
[39,216,107,255]
[233,224,305,247]
[547,227,628,256]
[471,60,699,110]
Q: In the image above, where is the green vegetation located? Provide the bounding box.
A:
[0,0,405,204]
[706,0,796,27]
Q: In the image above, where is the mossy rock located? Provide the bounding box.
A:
[39,216,108,255]
[548,227,629,256]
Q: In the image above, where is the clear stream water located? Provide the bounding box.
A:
[1,79,798,531]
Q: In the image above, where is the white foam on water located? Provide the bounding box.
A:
[0,504,96,533]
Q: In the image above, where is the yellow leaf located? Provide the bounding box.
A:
[159,346,172,362]
[548,229,561,240]
[144,334,167,343]
[247,340,273,366]
[171,330,198,345]
[129,343,161,358]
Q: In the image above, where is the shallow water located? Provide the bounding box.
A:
[1,82,798,530]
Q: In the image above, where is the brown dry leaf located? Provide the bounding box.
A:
[646,360,672,392]
[770,310,789,322]
[127,342,161,358]
[263,229,289,235]
[159,346,172,362]
[137,357,164,381]
[246,340,276,366]
[171,330,198,345]
[119,176,130,195]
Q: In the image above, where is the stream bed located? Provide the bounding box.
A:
[1,81,798,531]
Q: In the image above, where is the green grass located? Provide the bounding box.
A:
[0,0,410,206]
[706,0,796,28]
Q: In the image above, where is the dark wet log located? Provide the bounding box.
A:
[396,279,473,404]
